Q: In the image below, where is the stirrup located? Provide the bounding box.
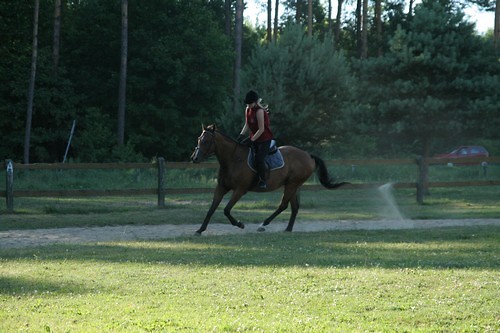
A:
[258,180,267,189]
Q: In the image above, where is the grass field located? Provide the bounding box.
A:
[1,162,499,230]
[0,226,498,332]
[1,186,500,231]
[0,164,499,332]
[2,163,499,191]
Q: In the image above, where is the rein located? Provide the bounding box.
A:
[210,128,243,154]
[215,129,245,158]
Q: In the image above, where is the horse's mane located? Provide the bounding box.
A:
[205,124,242,145]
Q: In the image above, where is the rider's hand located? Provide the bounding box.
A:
[236,134,245,142]
[240,137,252,147]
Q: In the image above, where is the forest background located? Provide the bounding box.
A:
[1,0,499,164]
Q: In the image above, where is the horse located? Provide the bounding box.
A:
[190,124,349,235]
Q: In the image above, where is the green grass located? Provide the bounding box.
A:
[1,186,500,231]
[1,163,498,191]
[0,227,498,332]
[1,165,498,332]
[0,162,498,231]
[0,168,219,191]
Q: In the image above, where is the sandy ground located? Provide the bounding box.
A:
[1,218,499,249]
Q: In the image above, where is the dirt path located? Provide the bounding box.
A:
[1,219,499,249]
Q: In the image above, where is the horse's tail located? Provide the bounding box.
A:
[311,155,350,189]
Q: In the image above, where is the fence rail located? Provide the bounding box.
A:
[3,156,500,212]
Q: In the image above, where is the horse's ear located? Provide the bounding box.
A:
[201,123,205,131]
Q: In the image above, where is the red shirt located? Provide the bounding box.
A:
[246,105,273,142]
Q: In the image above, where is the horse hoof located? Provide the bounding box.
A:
[238,222,245,229]
[194,231,202,236]
[257,226,266,232]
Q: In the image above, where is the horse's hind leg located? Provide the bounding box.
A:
[257,186,298,232]
[284,191,300,232]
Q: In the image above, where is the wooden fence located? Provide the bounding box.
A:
[3,156,500,212]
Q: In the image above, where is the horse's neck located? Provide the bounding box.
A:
[214,133,243,166]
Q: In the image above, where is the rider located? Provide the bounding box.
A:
[238,90,274,189]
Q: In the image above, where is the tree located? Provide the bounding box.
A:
[60,0,233,161]
[355,0,362,56]
[226,24,353,148]
[24,0,39,164]
[334,0,343,47]
[283,0,326,34]
[495,0,499,49]
[53,0,61,75]
[225,0,232,37]
[408,0,415,16]
[327,0,332,32]
[117,0,128,146]
[0,1,80,163]
[1,0,233,162]
[375,0,382,56]
[352,0,500,157]
[233,0,243,114]
[0,2,32,160]
[465,1,498,48]
[274,0,279,41]
[308,0,313,36]
[267,0,272,42]
[360,0,368,58]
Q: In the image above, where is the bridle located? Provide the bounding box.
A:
[192,129,216,162]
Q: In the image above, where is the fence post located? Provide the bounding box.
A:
[416,156,425,205]
[157,157,165,207]
[482,162,488,177]
[5,159,14,213]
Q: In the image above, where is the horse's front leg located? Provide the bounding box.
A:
[196,185,229,235]
[223,189,246,229]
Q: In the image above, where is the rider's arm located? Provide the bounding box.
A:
[240,122,249,136]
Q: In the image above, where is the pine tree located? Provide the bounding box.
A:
[223,24,353,148]
[353,0,500,157]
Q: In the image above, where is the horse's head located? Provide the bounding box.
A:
[191,124,216,163]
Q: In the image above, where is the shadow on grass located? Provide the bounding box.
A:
[1,226,498,270]
[0,276,98,295]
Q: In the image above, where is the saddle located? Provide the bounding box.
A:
[247,140,285,172]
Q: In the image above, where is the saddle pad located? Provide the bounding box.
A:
[247,148,285,172]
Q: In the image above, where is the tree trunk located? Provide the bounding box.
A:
[356,0,362,58]
[267,0,272,42]
[375,0,382,56]
[328,0,332,33]
[53,0,61,76]
[225,0,231,37]
[296,0,301,23]
[273,0,279,42]
[117,0,128,146]
[334,0,343,48]
[24,0,40,164]
[308,0,313,36]
[494,0,499,50]
[233,0,243,115]
[361,0,368,59]
[408,0,414,18]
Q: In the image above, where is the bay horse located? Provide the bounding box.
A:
[190,124,348,235]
